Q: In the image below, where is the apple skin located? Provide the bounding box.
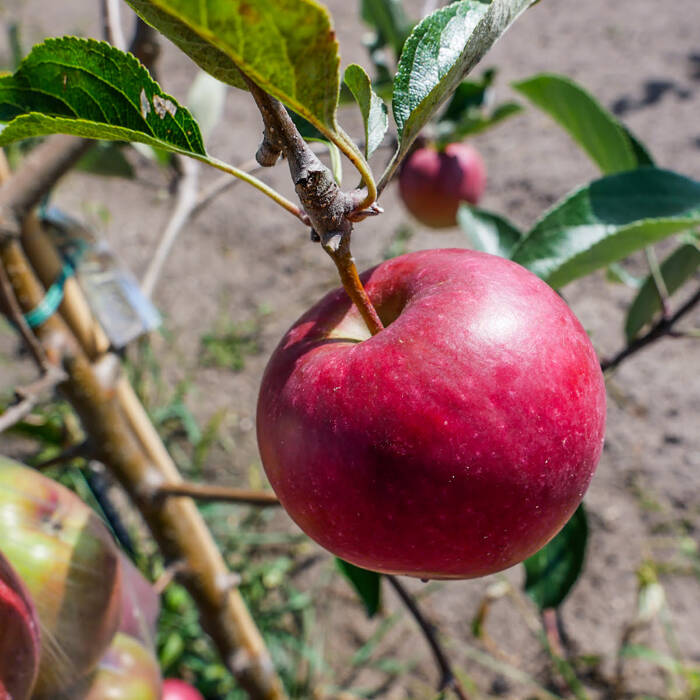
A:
[257,249,606,579]
[162,678,205,700]
[119,554,160,645]
[399,143,486,228]
[0,551,41,700]
[56,633,162,700]
[0,458,123,695]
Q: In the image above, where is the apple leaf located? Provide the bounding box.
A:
[435,100,523,144]
[391,0,534,160]
[625,240,700,341]
[439,69,496,122]
[511,168,700,288]
[0,37,205,157]
[125,0,343,146]
[606,263,643,289]
[361,0,413,57]
[336,558,381,618]
[344,64,389,159]
[512,73,648,174]
[524,504,588,611]
[75,142,135,178]
[457,204,522,258]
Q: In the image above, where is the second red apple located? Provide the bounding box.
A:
[399,142,486,228]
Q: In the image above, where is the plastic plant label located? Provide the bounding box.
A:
[41,207,161,348]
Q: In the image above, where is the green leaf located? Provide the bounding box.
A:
[125,0,343,145]
[0,37,205,157]
[606,262,643,288]
[344,64,389,158]
[361,0,413,57]
[511,168,700,288]
[440,70,495,122]
[336,558,381,618]
[625,241,700,340]
[512,73,643,174]
[436,100,523,143]
[75,142,135,178]
[391,0,533,157]
[457,204,522,257]
[524,504,588,611]
[623,124,655,167]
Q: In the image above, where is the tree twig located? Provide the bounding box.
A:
[129,18,161,79]
[101,0,127,51]
[1,237,286,699]
[141,156,200,298]
[34,441,91,470]
[0,135,92,242]
[386,575,470,700]
[601,286,700,372]
[0,367,66,433]
[242,75,384,336]
[153,559,187,595]
[155,481,280,507]
[191,159,260,218]
[0,252,48,367]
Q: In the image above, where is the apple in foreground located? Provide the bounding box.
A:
[0,551,41,700]
[56,633,162,700]
[257,249,606,579]
[398,143,486,228]
[0,458,123,695]
[119,554,160,644]
[162,678,205,700]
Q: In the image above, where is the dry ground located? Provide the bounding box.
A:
[1,0,699,697]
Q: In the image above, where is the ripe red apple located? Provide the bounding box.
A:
[56,633,162,700]
[398,142,486,228]
[0,459,123,695]
[257,249,606,579]
[162,678,205,700]
[0,551,41,700]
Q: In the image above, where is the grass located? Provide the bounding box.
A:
[200,317,263,372]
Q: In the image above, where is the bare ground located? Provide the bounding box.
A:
[1,0,699,698]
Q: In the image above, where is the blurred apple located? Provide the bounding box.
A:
[0,458,123,695]
[163,678,205,700]
[0,551,41,700]
[57,633,162,700]
[399,143,486,228]
[119,554,160,645]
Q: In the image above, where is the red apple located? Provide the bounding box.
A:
[56,633,162,700]
[0,551,41,700]
[0,458,123,695]
[119,554,160,645]
[399,142,486,228]
[162,678,205,700]
[257,249,606,579]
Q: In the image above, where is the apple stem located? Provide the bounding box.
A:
[323,234,385,336]
[386,575,471,700]
[601,285,700,372]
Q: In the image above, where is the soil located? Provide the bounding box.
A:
[1,1,699,698]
